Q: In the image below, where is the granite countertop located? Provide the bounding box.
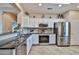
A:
[0,32,18,36]
[23,27,53,29]
[16,34,31,47]
[0,32,31,49]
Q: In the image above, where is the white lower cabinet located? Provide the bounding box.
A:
[26,35,33,54]
[26,34,39,54]
[49,34,56,44]
[32,34,39,44]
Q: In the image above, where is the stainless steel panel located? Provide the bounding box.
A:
[64,22,70,36]
[57,36,70,46]
[57,22,64,36]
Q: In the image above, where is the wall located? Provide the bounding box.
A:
[0,12,3,34]
[64,10,79,45]
[17,12,23,25]
[17,12,29,27]
[3,12,17,33]
[17,12,30,34]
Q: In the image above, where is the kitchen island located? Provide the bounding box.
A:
[0,32,32,55]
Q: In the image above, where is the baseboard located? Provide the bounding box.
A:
[32,44,39,46]
[49,44,56,45]
[32,44,79,46]
[57,45,70,47]
[70,45,79,46]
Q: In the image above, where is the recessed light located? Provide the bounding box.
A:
[77,6,79,8]
[38,3,42,6]
[58,4,62,7]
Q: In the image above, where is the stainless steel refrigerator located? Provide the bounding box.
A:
[56,22,71,47]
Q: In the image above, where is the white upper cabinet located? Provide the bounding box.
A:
[34,18,39,27]
[29,18,39,27]
[29,18,34,27]
[48,19,54,28]
[17,12,29,27]
[22,15,29,27]
[27,17,65,28]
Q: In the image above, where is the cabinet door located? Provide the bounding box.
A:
[48,20,54,28]
[34,18,38,27]
[32,34,39,44]
[22,16,29,27]
[49,34,56,44]
[29,18,34,27]
[27,35,32,54]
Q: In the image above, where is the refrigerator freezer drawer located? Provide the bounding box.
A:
[57,36,70,46]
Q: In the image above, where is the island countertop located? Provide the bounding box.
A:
[0,32,31,49]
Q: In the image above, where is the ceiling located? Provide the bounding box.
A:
[0,3,19,13]
[1,3,79,14]
[20,3,79,14]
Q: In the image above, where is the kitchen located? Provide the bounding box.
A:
[0,3,79,55]
[17,3,79,54]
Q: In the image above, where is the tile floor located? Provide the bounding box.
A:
[29,45,79,55]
